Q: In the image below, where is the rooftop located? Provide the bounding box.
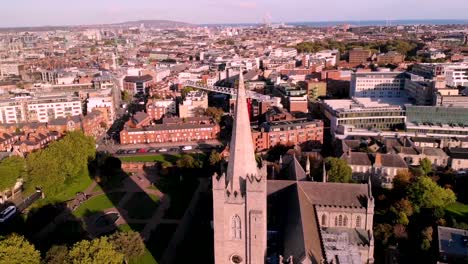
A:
[437,226,468,257]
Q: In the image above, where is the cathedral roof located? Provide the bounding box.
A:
[267,179,371,263]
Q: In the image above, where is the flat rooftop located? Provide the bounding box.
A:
[323,97,409,112]
[437,226,468,257]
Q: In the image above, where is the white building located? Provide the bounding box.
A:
[350,72,407,98]
[0,95,82,124]
[444,64,468,87]
[321,97,407,136]
[271,48,298,58]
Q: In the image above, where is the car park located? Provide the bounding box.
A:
[138,148,147,153]
[116,149,125,154]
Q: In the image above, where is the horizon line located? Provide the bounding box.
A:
[1,18,468,29]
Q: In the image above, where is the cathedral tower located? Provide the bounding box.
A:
[212,70,267,264]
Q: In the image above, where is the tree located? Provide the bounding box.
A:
[0,156,25,191]
[181,87,194,98]
[68,237,124,264]
[390,199,414,226]
[374,223,393,246]
[324,157,352,183]
[192,106,206,117]
[205,107,224,123]
[24,132,96,198]
[44,245,69,264]
[0,234,41,264]
[108,231,145,262]
[209,150,222,166]
[407,176,456,212]
[420,226,433,251]
[420,158,432,176]
[176,155,201,169]
[121,90,132,104]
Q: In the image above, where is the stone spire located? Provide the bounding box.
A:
[226,69,258,195]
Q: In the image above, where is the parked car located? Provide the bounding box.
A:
[182,146,193,151]
[127,149,137,154]
[138,148,147,153]
[116,149,125,154]
[148,148,157,153]
[0,206,17,223]
[158,148,168,153]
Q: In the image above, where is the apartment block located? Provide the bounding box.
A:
[350,72,406,98]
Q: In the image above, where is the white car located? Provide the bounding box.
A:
[0,206,17,223]
[158,148,168,153]
[182,146,193,151]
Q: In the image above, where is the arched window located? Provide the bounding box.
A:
[338,215,343,226]
[334,216,338,226]
[343,216,348,227]
[321,214,327,226]
[232,215,241,239]
[356,216,361,228]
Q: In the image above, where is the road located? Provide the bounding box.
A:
[97,139,223,154]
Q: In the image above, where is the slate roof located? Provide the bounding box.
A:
[447,148,468,159]
[379,153,407,168]
[343,152,372,166]
[298,182,369,208]
[123,74,153,83]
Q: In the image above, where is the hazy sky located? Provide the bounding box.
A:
[2,0,468,27]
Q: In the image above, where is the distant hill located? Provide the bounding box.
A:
[110,20,194,28]
[0,19,193,32]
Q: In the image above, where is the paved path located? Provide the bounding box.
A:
[34,167,172,244]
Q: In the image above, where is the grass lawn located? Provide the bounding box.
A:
[123,192,160,219]
[143,223,178,263]
[73,192,126,217]
[118,223,147,232]
[119,153,206,164]
[119,154,181,163]
[32,172,93,208]
[129,248,158,264]
[446,202,468,223]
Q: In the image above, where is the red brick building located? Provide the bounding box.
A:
[252,118,324,152]
[120,117,220,145]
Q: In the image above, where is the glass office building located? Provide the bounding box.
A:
[406,105,468,126]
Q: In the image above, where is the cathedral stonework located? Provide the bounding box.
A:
[212,71,267,264]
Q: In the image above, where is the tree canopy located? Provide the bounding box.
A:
[324,157,353,183]
[205,107,224,123]
[44,245,70,264]
[108,231,145,261]
[407,176,456,212]
[0,234,41,264]
[24,131,96,199]
[176,154,202,169]
[68,237,123,264]
[420,158,432,176]
[209,150,222,166]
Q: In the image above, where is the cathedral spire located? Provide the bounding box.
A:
[226,69,258,194]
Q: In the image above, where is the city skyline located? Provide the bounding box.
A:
[2,0,468,27]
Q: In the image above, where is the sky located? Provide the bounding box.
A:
[1,0,468,27]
